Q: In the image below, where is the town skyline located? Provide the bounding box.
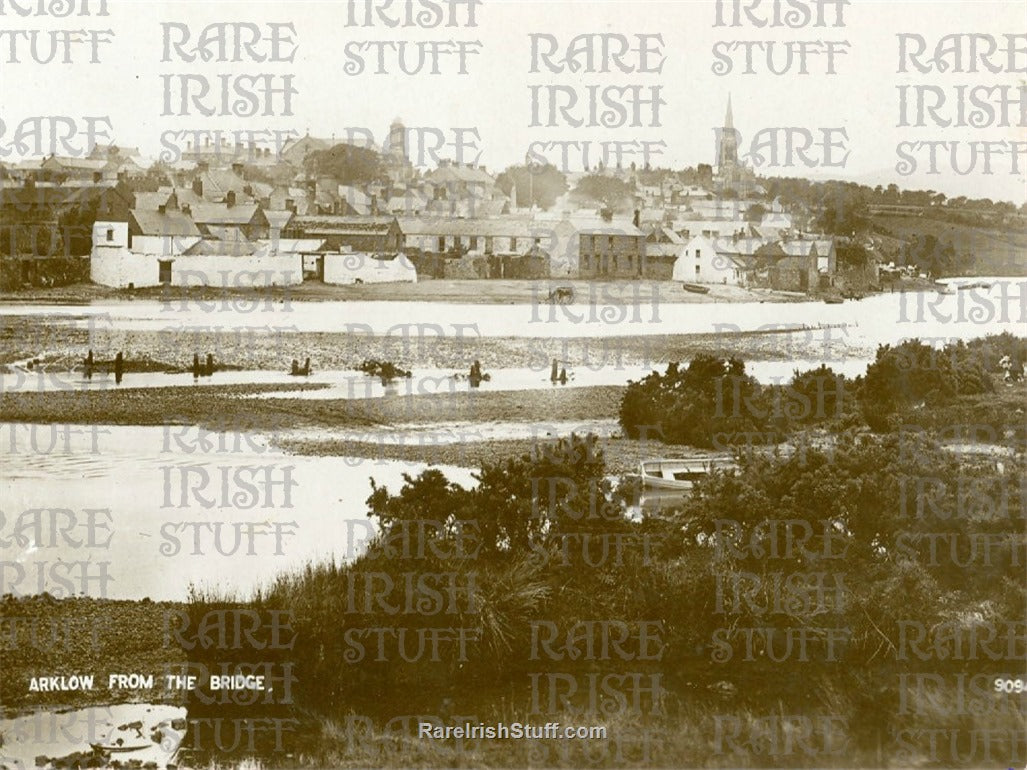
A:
[2,0,1024,203]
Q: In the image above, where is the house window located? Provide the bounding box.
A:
[695,265,701,277]
[438,236,446,252]
[469,236,478,251]
[159,260,173,284]
[607,235,614,249]
[696,249,701,259]
[106,228,114,242]
[510,237,517,251]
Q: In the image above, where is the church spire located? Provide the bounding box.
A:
[725,94,734,130]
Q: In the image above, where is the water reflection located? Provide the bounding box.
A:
[0,424,474,602]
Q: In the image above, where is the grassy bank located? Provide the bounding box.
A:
[0,596,188,713]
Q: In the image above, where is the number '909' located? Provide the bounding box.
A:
[993,678,1025,693]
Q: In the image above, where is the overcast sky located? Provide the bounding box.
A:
[3,0,1025,202]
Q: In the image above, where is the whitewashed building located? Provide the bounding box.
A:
[90,221,304,289]
[323,252,417,285]
[674,235,762,286]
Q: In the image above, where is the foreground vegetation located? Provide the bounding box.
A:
[3,334,1024,768]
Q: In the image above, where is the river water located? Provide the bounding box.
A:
[0,424,475,602]
[1,359,873,396]
[1,285,1022,601]
[1,280,1022,342]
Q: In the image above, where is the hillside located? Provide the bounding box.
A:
[871,213,1027,276]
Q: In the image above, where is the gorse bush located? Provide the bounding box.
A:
[861,339,994,419]
[619,355,855,448]
[209,431,1025,746]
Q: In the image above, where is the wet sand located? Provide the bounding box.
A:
[0,313,855,370]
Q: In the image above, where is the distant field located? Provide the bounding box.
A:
[871,214,1027,275]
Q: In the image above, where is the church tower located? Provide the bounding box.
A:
[387,117,408,163]
[716,95,739,172]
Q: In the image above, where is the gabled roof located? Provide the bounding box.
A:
[265,210,295,230]
[247,181,274,199]
[42,156,109,171]
[338,185,373,214]
[130,208,201,237]
[425,164,495,186]
[386,189,431,213]
[182,237,258,256]
[645,225,683,244]
[196,169,249,202]
[578,222,644,237]
[203,225,248,242]
[190,202,260,225]
[713,236,772,257]
[134,191,174,211]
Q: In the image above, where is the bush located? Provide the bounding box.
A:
[861,339,994,420]
[620,356,855,448]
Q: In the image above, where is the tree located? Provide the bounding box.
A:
[303,143,386,186]
[495,164,568,210]
[744,203,767,223]
[904,233,955,276]
[837,243,871,269]
[572,174,633,212]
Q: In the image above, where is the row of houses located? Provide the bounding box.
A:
[91,195,836,291]
[4,167,835,292]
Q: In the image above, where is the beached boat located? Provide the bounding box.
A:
[637,458,734,491]
[89,742,151,753]
[682,283,710,295]
[823,296,844,305]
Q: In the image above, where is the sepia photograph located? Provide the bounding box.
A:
[0,0,1025,767]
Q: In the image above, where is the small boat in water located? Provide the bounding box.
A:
[682,282,710,295]
[637,458,735,491]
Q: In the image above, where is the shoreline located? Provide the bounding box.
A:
[0,275,977,307]
[0,279,809,306]
[0,383,626,433]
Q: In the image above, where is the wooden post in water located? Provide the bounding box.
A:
[304,357,311,376]
[84,350,93,380]
[114,352,124,385]
[192,354,200,379]
[550,359,559,383]
[205,353,214,377]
